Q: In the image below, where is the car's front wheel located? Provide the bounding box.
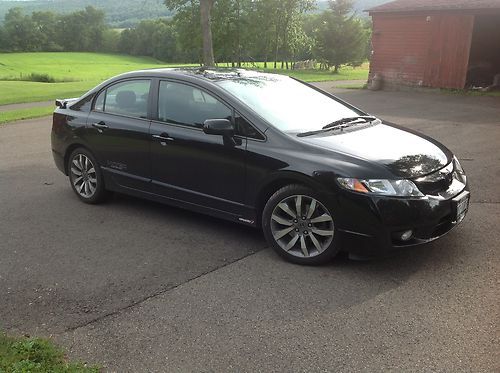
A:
[68,148,109,204]
[262,184,340,265]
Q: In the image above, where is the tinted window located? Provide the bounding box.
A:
[235,114,264,140]
[94,91,105,111]
[95,80,151,119]
[158,81,232,128]
[71,94,94,112]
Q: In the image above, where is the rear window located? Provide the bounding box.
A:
[94,80,151,119]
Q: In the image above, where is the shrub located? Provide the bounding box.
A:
[26,73,56,83]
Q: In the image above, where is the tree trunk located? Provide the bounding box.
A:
[236,0,241,67]
[200,0,215,66]
[273,15,281,69]
[334,64,339,73]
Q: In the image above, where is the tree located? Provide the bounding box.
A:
[31,11,59,50]
[200,0,215,66]
[0,26,5,51]
[118,19,179,61]
[166,0,215,66]
[3,8,38,51]
[314,0,369,72]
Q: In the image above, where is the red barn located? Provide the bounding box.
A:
[367,0,500,89]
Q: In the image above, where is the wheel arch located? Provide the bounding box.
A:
[255,171,329,226]
[63,143,91,175]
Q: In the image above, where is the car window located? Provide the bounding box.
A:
[95,80,151,119]
[158,81,232,128]
[235,114,264,140]
[71,94,94,112]
[94,91,105,111]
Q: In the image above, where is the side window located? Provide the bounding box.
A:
[94,91,105,112]
[71,93,94,112]
[94,80,151,119]
[235,114,265,140]
[158,81,232,128]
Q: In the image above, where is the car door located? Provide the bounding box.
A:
[85,78,152,191]
[149,80,247,215]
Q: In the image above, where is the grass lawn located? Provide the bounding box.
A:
[0,52,180,82]
[0,81,97,106]
[0,332,98,372]
[0,52,369,105]
[0,105,54,124]
[0,52,191,105]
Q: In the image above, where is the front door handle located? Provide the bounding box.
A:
[92,121,109,133]
[152,133,174,145]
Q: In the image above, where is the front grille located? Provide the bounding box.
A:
[413,162,454,195]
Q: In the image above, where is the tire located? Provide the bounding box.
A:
[67,147,109,204]
[262,184,340,265]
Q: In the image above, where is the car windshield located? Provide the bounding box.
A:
[215,74,362,133]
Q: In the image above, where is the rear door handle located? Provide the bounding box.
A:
[92,121,109,132]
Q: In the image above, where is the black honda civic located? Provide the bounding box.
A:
[51,68,469,265]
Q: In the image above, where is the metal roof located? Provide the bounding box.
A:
[368,0,500,13]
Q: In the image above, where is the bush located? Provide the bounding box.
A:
[0,73,77,83]
[26,73,56,83]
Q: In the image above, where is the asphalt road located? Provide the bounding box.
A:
[0,88,499,372]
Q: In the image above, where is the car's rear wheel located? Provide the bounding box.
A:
[262,184,340,265]
[68,148,108,204]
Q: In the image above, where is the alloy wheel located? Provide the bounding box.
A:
[270,194,334,258]
[70,154,97,198]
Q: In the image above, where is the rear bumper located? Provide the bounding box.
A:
[52,149,66,174]
[335,187,470,256]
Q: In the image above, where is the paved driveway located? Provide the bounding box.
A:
[0,88,498,372]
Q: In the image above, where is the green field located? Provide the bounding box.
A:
[0,52,369,105]
[0,52,191,105]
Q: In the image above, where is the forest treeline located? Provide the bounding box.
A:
[0,0,371,70]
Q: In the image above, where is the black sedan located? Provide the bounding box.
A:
[51,68,469,265]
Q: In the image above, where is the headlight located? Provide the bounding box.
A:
[453,156,466,183]
[337,177,424,197]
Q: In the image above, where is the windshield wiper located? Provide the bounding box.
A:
[322,116,377,130]
[297,116,377,137]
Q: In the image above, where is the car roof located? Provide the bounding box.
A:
[114,67,285,83]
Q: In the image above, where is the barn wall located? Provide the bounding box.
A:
[423,14,474,89]
[370,14,433,87]
[370,12,474,89]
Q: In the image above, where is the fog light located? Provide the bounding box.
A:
[399,230,413,241]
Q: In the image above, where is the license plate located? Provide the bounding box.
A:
[452,191,470,223]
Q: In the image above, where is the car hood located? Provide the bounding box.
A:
[297,123,451,178]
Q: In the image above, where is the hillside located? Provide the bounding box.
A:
[0,0,391,27]
[0,0,174,27]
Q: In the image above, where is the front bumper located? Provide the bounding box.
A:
[335,187,470,255]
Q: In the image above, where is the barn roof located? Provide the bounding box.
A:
[368,0,500,13]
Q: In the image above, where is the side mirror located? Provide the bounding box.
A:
[203,119,234,137]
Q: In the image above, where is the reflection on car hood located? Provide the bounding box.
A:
[298,123,451,178]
